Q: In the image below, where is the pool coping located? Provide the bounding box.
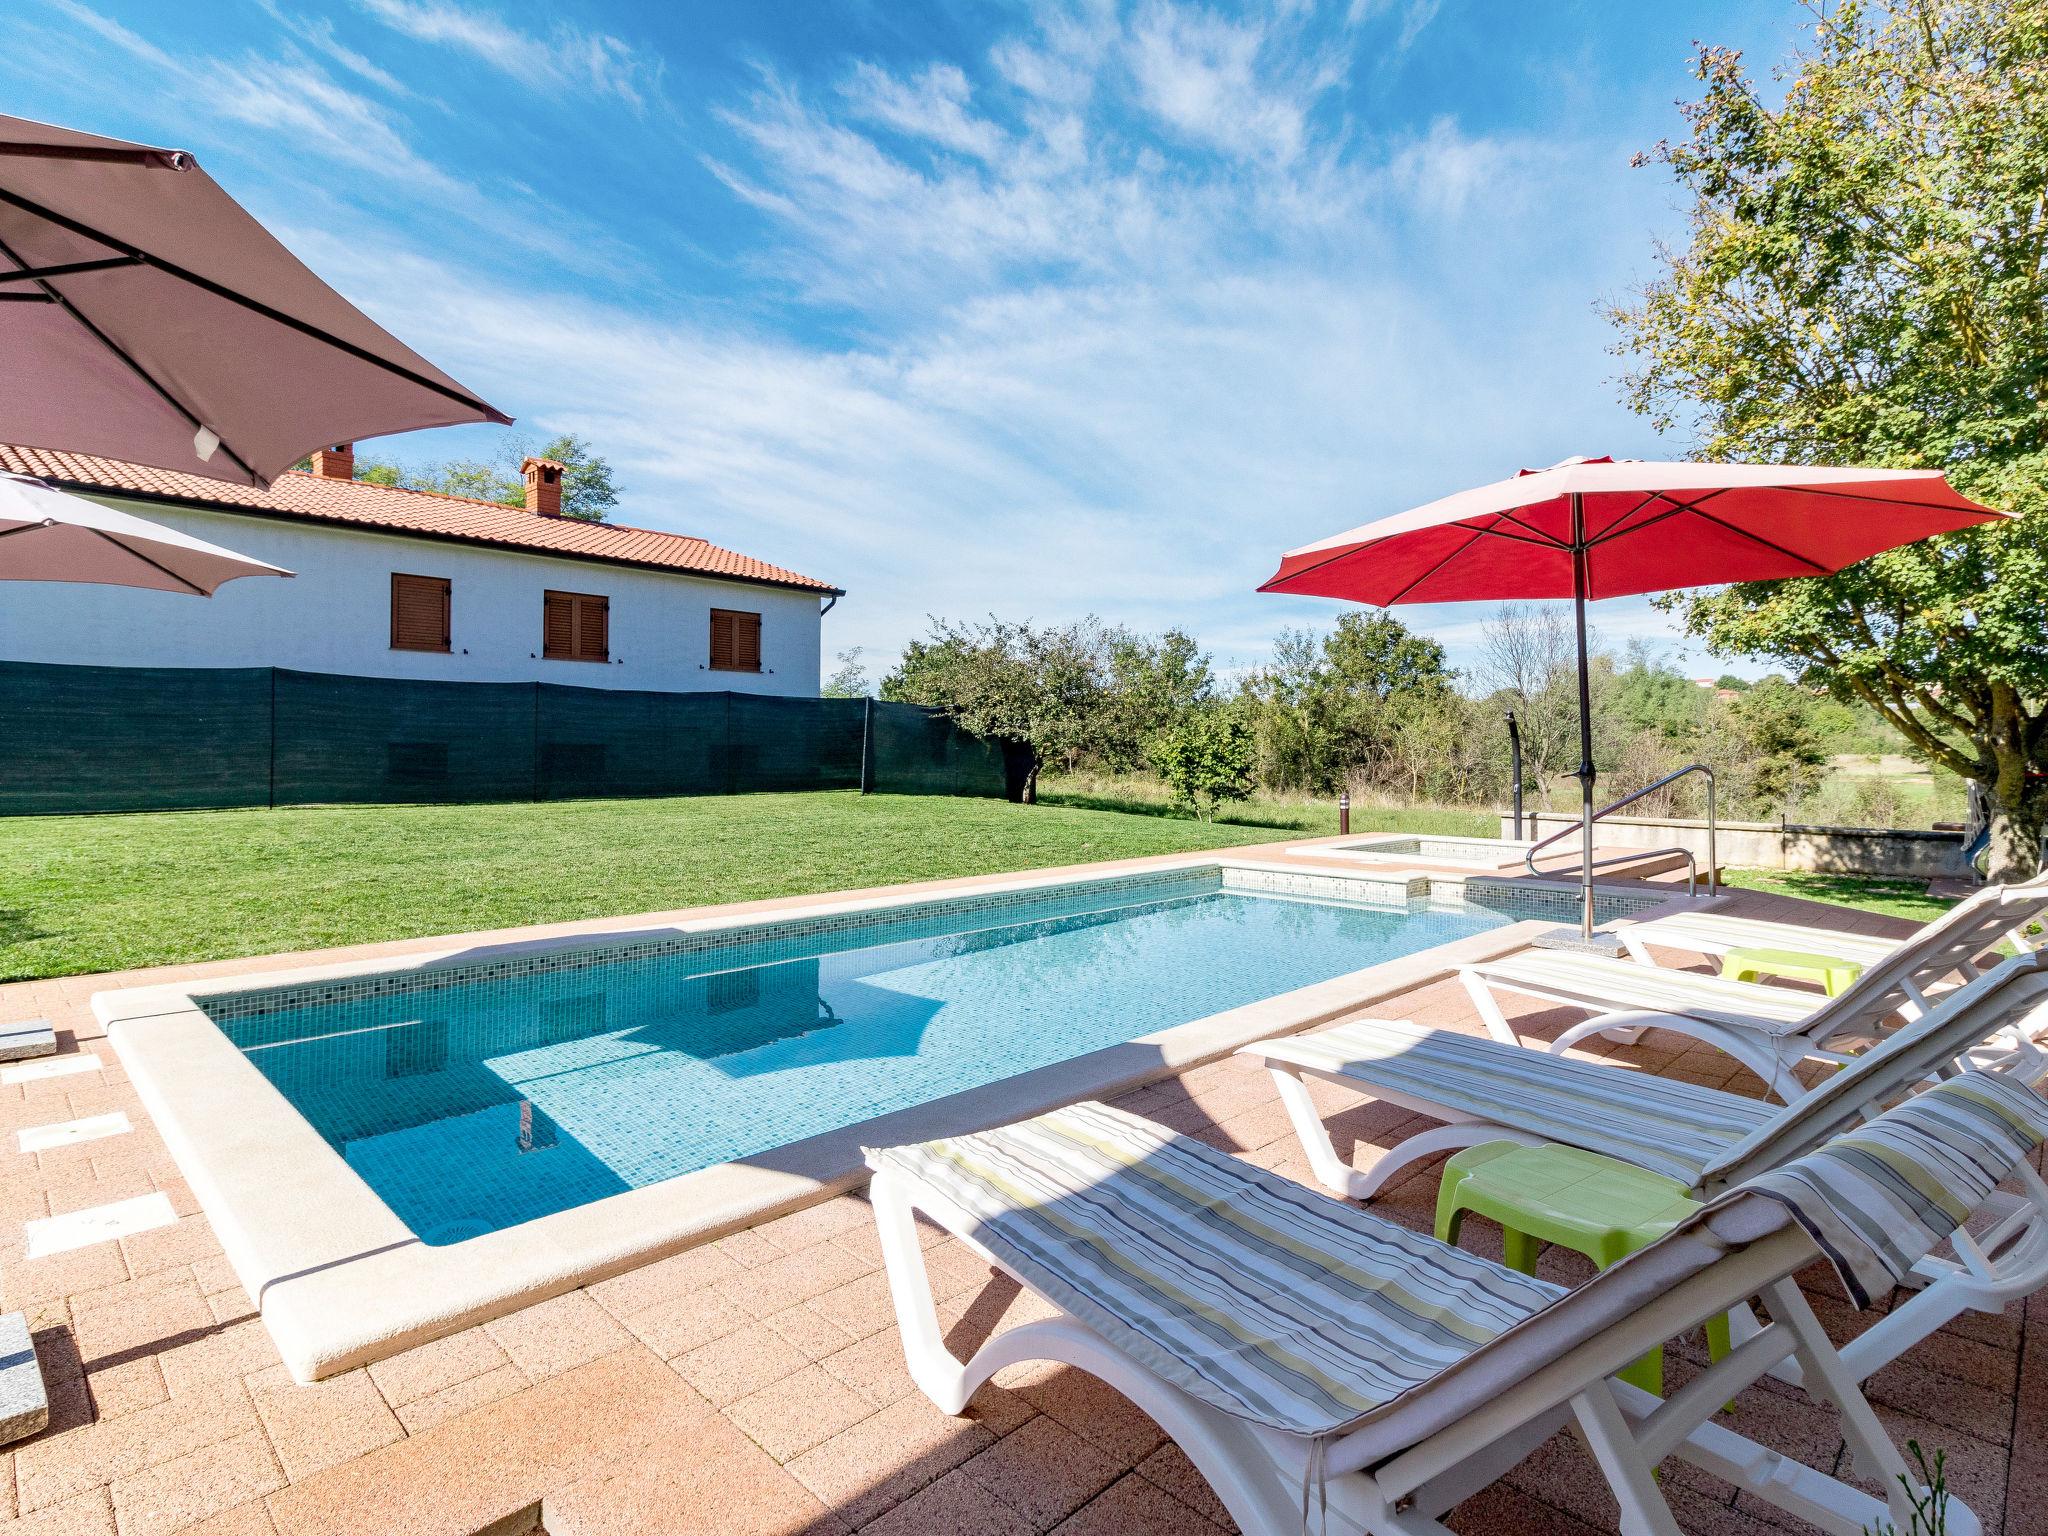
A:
[93,854,1704,1382]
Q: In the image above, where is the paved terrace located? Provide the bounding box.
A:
[0,873,2040,1535]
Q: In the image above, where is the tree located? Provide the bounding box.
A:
[881,617,1108,801]
[1241,612,1456,793]
[1611,0,2048,877]
[1098,628,1215,773]
[823,647,870,698]
[337,434,623,522]
[1475,604,1582,799]
[1725,678,1832,810]
[1149,708,1256,820]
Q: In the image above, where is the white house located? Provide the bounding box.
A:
[0,443,841,695]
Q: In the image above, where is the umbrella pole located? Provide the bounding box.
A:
[1571,492,1596,942]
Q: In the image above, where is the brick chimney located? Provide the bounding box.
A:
[309,443,354,479]
[523,456,565,516]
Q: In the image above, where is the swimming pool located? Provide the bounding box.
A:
[205,868,1513,1243]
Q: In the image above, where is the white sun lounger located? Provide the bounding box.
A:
[1243,950,2048,1390]
[866,1077,2045,1536]
[1618,910,1910,970]
[1462,874,2048,1097]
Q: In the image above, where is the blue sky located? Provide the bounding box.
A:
[7,0,1801,685]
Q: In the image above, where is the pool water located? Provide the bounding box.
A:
[210,874,1510,1242]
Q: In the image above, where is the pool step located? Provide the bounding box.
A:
[0,1019,56,1063]
[0,1311,48,1445]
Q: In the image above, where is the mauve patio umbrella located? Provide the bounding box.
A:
[0,474,289,594]
[1260,456,2008,943]
[0,112,509,488]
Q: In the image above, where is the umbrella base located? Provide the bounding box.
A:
[1531,925,1628,958]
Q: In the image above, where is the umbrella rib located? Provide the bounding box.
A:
[0,142,186,170]
[94,532,211,596]
[0,185,509,423]
[0,229,263,485]
[1381,523,1501,605]
[1585,489,1732,547]
[1489,507,1570,547]
[0,256,144,285]
[1770,483,2000,516]
[1679,504,1834,574]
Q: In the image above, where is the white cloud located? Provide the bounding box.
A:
[354,0,660,109]
[842,63,1007,163]
[1126,3,1338,165]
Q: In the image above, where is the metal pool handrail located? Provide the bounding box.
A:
[1524,762,1718,898]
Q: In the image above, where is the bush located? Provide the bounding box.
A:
[1149,711,1256,821]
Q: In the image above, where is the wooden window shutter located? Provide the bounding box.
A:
[710,608,761,672]
[543,591,575,659]
[544,590,608,662]
[391,574,451,652]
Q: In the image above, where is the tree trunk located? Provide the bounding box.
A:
[1982,685,2044,881]
[1020,764,1037,805]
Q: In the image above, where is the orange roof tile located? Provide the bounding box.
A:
[0,444,841,595]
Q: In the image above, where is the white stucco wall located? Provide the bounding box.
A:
[0,495,828,695]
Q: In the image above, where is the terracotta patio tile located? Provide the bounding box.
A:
[716,1227,786,1270]
[584,1243,743,1317]
[266,1349,711,1536]
[1445,1483,1607,1535]
[84,1353,165,1419]
[205,1289,260,1328]
[363,1326,511,1409]
[762,1302,858,1363]
[960,1415,1123,1532]
[7,1487,118,1534]
[858,1468,1034,1536]
[246,1365,404,1484]
[617,1288,752,1359]
[785,1390,1000,1529]
[808,1271,897,1340]
[187,1255,243,1299]
[1132,1441,1233,1529]
[1012,1366,1164,1469]
[672,1320,812,1406]
[481,1289,631,1382]
[392,1362,528,1435]
[6,1242,130,1309]
[66,1267,212,1356]
[176,1498,281,1535]
[716,1240,874,1319]
[725,1364,878,1462]
[818,1330,917,1410]
[118,1215,224,1279]
[15,1377,256,1514]
[108,1428,286,1536]
[153,1322,284,1403]
[754,1197,872,1255]
[543,1411,844,1536]
[1047,1470,1226,1535]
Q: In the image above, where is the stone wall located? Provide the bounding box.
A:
[1504,810,1972,880]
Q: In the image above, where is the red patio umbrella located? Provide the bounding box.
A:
[1260,456,2007,941]
[0,113,508,487]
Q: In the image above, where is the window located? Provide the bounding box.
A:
[390,573,450,653]
[543,589,609,662]
[709,608,762,672]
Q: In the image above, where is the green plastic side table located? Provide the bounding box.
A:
[1435,1141,1731,1395]
[1719,945,1865,997]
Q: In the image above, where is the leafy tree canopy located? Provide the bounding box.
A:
[335,434,623,522]
[1611,0,2048,874]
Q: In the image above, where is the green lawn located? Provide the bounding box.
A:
[1720,868,1956,924]
[0,790,1463,983]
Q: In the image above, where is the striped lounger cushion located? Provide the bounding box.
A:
[1735,1072,2048,1308]
[1263,1018,1779,1185]
[1476,951,1821,1032]
[866,1099,1562,1439]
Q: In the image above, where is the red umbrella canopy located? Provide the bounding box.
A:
[0,113,508,488]
[1260,456,2008,604]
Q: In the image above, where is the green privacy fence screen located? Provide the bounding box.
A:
[0,662,1011,815]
